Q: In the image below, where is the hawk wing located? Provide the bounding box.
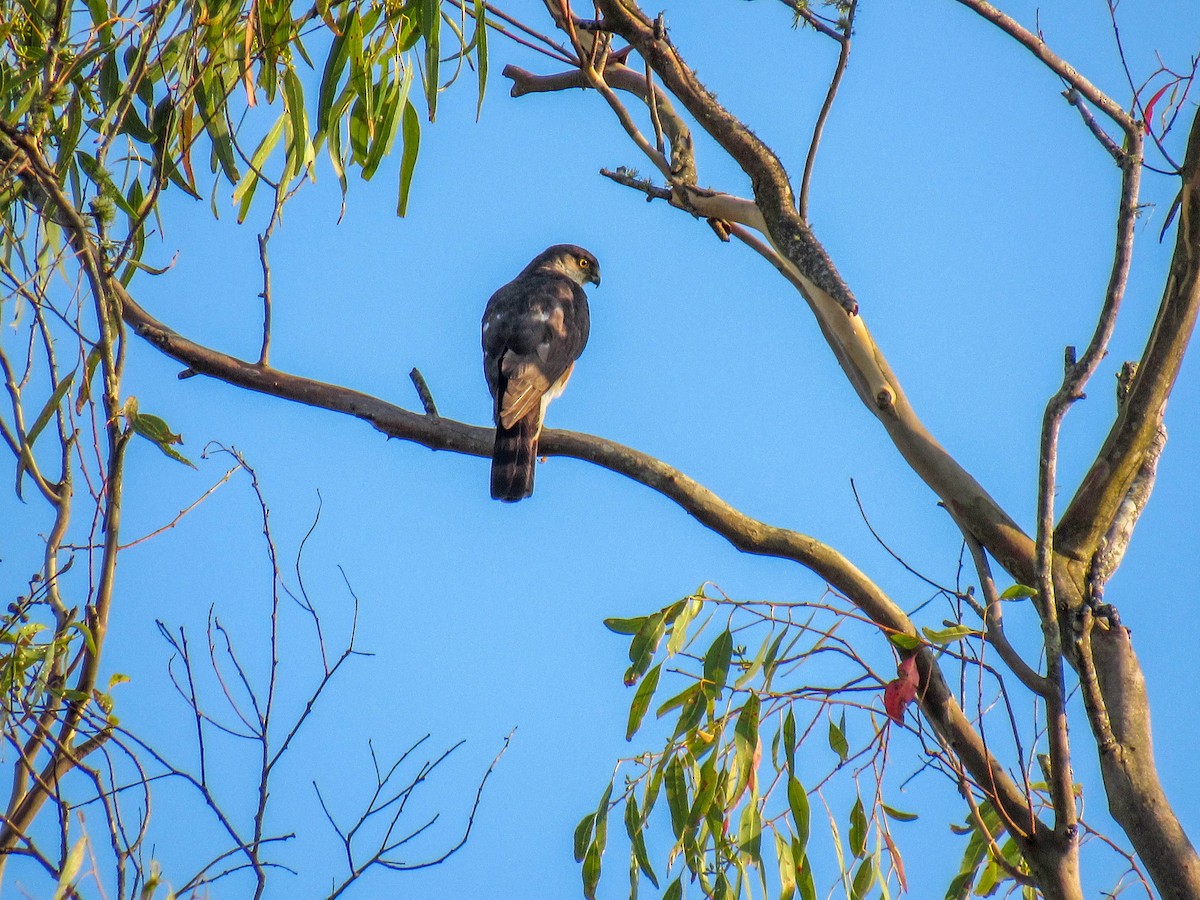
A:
[482,270,591,430]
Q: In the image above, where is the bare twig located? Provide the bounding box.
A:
[799,0,856,219]
[409,368,439,417]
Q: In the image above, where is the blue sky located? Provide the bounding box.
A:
[4,0,1198,897]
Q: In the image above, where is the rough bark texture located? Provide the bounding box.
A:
[1090,622,1200,897]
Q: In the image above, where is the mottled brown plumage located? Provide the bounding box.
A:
[482,245,600,501]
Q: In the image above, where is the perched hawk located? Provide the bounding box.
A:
[482,244,600,501]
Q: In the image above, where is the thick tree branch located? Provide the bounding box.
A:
[1057,108,1200,559]
[577,0,1036,588]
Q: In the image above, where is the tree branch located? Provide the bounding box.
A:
[952,0,1137,138]
[115,281,1050,867]
[579,0,1036,588]
[1056,108,1200,560]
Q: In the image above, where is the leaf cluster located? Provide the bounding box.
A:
[584,588,918,900]
[0,0,487,282]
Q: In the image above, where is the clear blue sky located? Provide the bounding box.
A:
[5,1,1197,897]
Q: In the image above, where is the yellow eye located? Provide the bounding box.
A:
[578,257,590,268]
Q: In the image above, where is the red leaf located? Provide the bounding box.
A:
[884,656,919,723]
[1142,81,1173,129]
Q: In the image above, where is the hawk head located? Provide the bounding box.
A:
[527,244,601,288]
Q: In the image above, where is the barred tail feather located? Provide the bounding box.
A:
[491,413,539,501]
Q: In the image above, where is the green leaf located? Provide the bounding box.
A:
[624,796,658,888]
[701,629,733,699]
[849,796,867,858]
[132,413,180,445]
[783,707,797,774]
[281,66,314,179]
[593,781,613,854]
[582,842,601,900]
[737,798,763,863]
[944,870,974,900]
[787,776,810,850]
[362,68,406,180]
[52,837,86,900]
[666,594,701,656]
[999,583,1038,600]
[851,856,875,900]
[419,0,440,119]
[573,812,595,862]
[922,624,979,645]
[888,632,922,651]
[663,876,683,900]
[734,629,775,689]
[133,413,196,468]
[349,94,370,164]
[16,371,74,491]
[604,616,646,635]
[317,17,351,133]
[673,689,706,738]
[795,846,817,900]
[69,622,98,657]
[232,112,286,221]
[396,98,421,216]
[626,663,660,740]
[625,611,667,684]
[664,755,688,839]
[828,714,849,762]
[656,681,699,719]
[733,693,760,790]
[195,72,239,183]
[688,750,719,826]
[947,806,1000,900]
[775,829,796,900]
[761,626,787,671]
[472,0,487,120]
[882,804,918,822]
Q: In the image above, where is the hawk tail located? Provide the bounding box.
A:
[491,413,538,502]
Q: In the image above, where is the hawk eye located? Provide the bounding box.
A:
[578,257,590,268]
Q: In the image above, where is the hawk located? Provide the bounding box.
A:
[482,244,601,501]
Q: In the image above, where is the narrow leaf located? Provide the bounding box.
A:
[851,856,875,900]
[775,829,796,900]
[828,715,849,762]
[922,624,979,645]
[396,99,420,216]
[887,632,922,651]
[664,756,688,839]
[626,663,661,740]
[795,847,817,900]
[582,842,601,900]
[998,583,1037,601]
[737,799,763,862]
[701,629,733,699]
[882,804,918,822]
[573,812,595,862]
[666,595,701,656]
[24,372,74,448]
[624,796,658,887]
[788,776,810,850]
[849,797,867,858]
[472,0,487,120]
[604,616,647,635]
